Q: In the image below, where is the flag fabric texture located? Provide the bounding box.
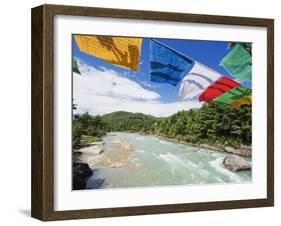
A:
[214,86,251,105]
[72,56,81,74]
[221,43,252,82]
[150,40,193,86]
[74,35,142,71]
[199,76,240,103]
[230,96,252,109]
[178,62,222,100]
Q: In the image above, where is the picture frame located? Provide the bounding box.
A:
[31,4,274,221]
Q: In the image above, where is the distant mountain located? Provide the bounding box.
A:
[102,111,157,120]
[101,111,158,132]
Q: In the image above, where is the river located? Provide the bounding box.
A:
[86,132,251,189]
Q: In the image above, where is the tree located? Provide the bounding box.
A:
[73,103,252,148]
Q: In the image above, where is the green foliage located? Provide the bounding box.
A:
[73,103,252,148]
[73,112,106,147]
[102,111,158,133]
[73,121,83,147]
[151,102,251,148]
[80,135,102,145]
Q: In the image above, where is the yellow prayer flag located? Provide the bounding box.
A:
[74,35,142,71]
[230,96,252,109]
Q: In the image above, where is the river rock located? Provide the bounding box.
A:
[224,146,235,153]
[78,144,103,155]
[223,155,251,172]
[224,146,252,157]
[73,162,93,190]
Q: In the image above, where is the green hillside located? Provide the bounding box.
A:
[102,111,158,133]
[73,102,251,148]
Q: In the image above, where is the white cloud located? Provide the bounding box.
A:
[73,63,202,117]
[76,63,159,100]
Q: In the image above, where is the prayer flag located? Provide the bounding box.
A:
[150,40,193,86]
[74,35,142,71]
[214,86,251,105]
[199,76,240,103]
[230,96,252,109]
[178,62,222,100]
[72,56,81,74]
[221,43,252,82]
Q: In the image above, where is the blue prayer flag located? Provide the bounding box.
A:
[150,40,194,86]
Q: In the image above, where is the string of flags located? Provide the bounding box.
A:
[73,35,252,109]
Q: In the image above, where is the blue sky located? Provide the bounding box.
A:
[72,36,251,116]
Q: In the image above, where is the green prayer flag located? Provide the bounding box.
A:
[72,56,81,74]
[221,44,252,82]
[214,86,251,105]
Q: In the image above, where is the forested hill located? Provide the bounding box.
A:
[102,111,158,132]
[73,102,251,148]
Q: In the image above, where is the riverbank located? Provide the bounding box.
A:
[78,138,134,169]
[73,137,135,189]
[73,151,94,190]
[161,137,251,157]
[133,131,252,157]
[72,141,104,189]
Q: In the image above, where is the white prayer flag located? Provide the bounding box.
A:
[178,62,222,100]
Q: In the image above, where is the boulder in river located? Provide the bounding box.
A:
[223,155,251,172]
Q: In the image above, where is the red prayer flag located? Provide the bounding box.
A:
[199,76,240,103]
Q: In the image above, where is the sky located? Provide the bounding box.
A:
[72,36,251,117]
